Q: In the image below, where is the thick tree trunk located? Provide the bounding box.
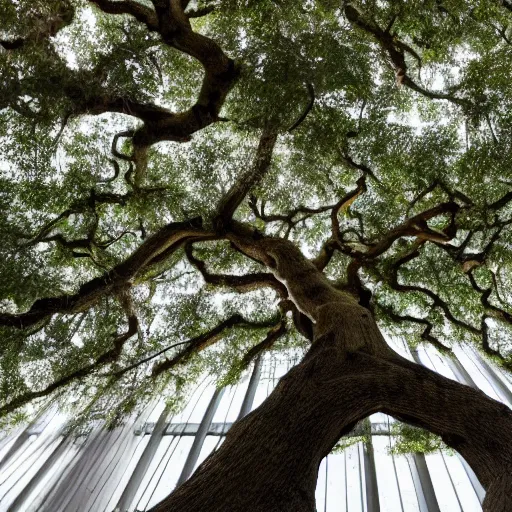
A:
[150,236,512,512]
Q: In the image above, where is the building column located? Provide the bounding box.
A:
[362,435,380,512]
[176,387,225,486]
[237,356,263,420]
[114,405,171,512]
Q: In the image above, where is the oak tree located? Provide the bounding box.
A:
[1,0,512,510]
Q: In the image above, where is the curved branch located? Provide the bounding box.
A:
[344,4,469,107]
[89,0,159,30]
[111,130,135,162]
[186,5,216,18]
[249,195,338,238]
[468,271,512,324]
[368,201,459,259]
[490,190,512,211]
[151,314,281,377]
[287,83,315,132]
[0,219,208,329]
[402,76,469,107]
[406,179,474,218]
[185,243,287,296]
[0,298,138,417]
[239,322,287,371]
[215,126,278,227]
[331,176,367,243]
[310,240,337,271]
[20,185,166,249]
[338,150,381,184]
[480,315,504,362]
[84,0,239,186]
[337,200,459,286]
[377,304,452,353]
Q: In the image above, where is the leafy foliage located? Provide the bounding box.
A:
[1,0,512,428]
[390,423,450,455]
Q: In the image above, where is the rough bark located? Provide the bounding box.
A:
[150,235,512,512]
[0,219,209,329]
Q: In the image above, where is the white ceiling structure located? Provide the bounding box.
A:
[0,341,510,512]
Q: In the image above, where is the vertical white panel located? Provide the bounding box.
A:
[373,436,404,512]
[0,428,24,460]
[22,437,84,511]
[315,457,328,512]
[103,435,150,512]
[82,421,148,512]
[326,453,347,512]
[424,453,462,512]
[192,435,222,472]
[466,346,512,406]
[453,348,501,401]
[346,444,364,512]
[115,405,171,512]
[394,455,419,512]
[441,454,482,512]
[129,436,179,511]
[212,379,250,424]
[0,435,59,509]
[142,437,195,510]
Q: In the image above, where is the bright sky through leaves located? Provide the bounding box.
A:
[1,0,512,431]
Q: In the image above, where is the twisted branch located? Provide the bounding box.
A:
[185,243,287,296]
[0,292,139,417]
[151,314,281,376]
[0,219,209,329]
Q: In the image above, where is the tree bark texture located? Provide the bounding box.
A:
[150,236,512,512]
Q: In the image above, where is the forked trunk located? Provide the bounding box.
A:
[150,237,512,512]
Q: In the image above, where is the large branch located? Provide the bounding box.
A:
[86,0,239,185]
[0,219,209,329]
[335,201,460,293]
[89,0,159,29]
[151,314,281,377]
[215,126,278,227]
[185,243,287,296]
[226,222,363,323]
[366,201,459,258]
[0,294,138,417]
[344,4,469,107]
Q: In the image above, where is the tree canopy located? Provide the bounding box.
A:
[1,0,512,428]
